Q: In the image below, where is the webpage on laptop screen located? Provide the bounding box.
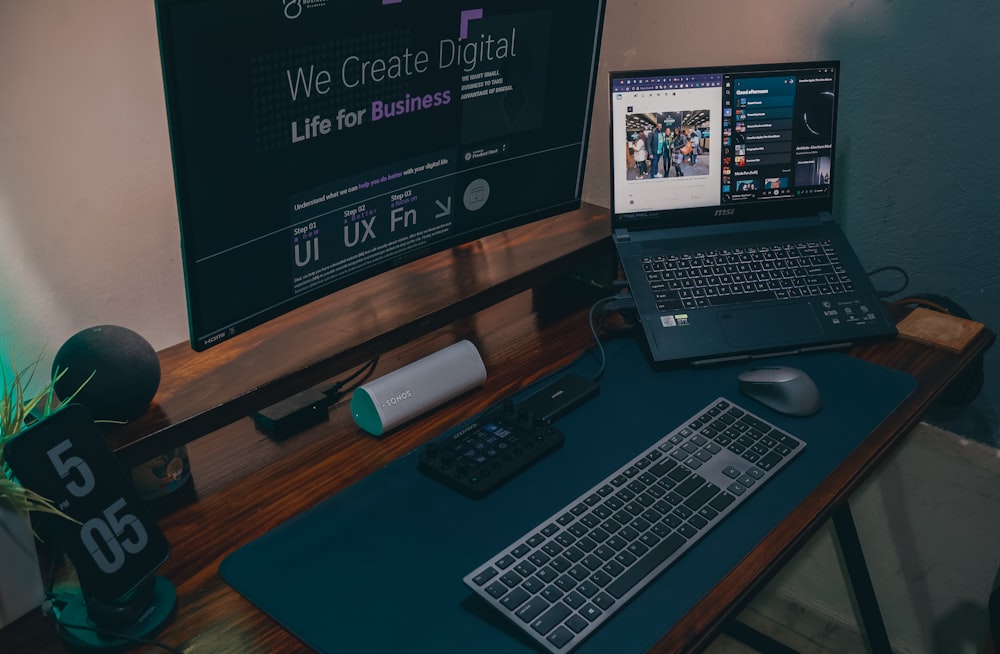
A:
[611,63,837,219]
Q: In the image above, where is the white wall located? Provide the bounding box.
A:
[1,0,997,444]
[0,2,187,367]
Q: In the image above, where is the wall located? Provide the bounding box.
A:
[0,2,187,370]
[0,1,997,444]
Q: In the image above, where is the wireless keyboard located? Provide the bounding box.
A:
[463,397,805,653]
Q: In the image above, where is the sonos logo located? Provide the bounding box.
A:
[283,0,302,19]
[381,390,413,409]
[715,208,736,217]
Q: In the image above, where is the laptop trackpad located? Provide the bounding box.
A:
[719,303,823,347]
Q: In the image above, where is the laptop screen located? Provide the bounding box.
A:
[609,61,839,230]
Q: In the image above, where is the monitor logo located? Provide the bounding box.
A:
[282,0,329,20]
[714,208,736,217]
[283,0,302,19]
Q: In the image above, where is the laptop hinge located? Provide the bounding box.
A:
[614,228,630,242]
[819,211,834,222]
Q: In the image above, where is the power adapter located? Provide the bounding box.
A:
[252,387,330,440]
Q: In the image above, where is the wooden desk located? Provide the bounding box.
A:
[2,207,995,653]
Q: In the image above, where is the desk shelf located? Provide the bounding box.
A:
[105,202,613,466]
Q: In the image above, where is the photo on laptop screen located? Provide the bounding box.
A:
[607,62,896,364]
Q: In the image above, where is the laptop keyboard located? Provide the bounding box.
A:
[464,397,805,653]
[642,239,856,313]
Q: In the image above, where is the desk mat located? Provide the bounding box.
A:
[220,336,916,653]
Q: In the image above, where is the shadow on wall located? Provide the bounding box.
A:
[821,0,1000,449]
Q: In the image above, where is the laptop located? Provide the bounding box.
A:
[608,60,897,365]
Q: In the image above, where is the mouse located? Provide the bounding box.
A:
[737,366,822,416]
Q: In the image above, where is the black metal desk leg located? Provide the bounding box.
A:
[832,503,893,654]
[722,619,802,654]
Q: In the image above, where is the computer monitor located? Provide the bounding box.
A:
[155,0,607,350]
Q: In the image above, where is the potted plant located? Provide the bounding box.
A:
[0,357,73,628]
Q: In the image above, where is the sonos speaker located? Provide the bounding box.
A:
[51,325,161,423]
[351,340,487,436]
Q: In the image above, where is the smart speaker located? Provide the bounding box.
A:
[351,340,487,436]
[51,325,161,423]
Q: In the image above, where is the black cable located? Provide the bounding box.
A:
[40,541,185,653]
[342,356,379,390]
[42,587,185,654]
[867,265,910,298]
[893,295,955,315]
[586,295,619,381]
[586,293,638,382]
[319,356,379,405]
[55,619,185,654]
[521,292,625,387]
[444,293,628,427]
[337,356,380,388]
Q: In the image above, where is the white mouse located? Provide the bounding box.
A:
[737,366,822,416]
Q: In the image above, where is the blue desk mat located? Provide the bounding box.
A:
[220,336,916,653]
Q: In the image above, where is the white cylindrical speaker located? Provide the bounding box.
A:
[350,340,487,436]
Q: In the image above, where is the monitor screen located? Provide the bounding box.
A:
[155,0,606,350]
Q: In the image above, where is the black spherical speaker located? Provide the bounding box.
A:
[52,325,161,423]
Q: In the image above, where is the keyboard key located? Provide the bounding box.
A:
[531,603,571,636]
[579,603,603,622]
[515,596,550,623]
[607,533,687,599]
[547,626,575,648]
[485,581,507,598]
[709,492,736,512]
[472,567,498,585]
[501,587,530,610]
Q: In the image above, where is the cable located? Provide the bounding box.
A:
[55,619,186,653]
[451,292,632,427]
[319,356,380,405]
[867,265,910,298]
[40,541,185,653]
[586,293,635,382]
[43,587,185,654]
[893,294,955,315]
